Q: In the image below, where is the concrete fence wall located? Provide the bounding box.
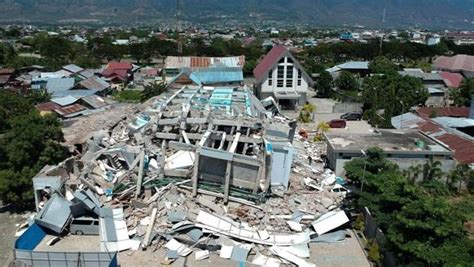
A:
[332,102,363,113]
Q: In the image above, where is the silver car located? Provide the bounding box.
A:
[70,217,100,235]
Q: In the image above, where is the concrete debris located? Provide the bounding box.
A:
[14,86,354,266]
[269,246,316,267]
[165,239,193,257]
[311,210,350,236]
[195,250,210,260]
[311,230,347,243]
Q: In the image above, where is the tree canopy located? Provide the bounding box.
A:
[361,73,427,127]
[0,91,66,208]
[344,148,474,265]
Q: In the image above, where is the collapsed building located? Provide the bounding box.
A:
[12,85,360,267]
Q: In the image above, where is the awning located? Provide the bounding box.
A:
[273,91,300,100]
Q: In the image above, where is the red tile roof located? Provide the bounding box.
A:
[106,62,133,70]
[0,68,15,74]
[253,46,288,83]
[439,71,464,88]
[102,62,132,80]
[415,117,474,164]
[416,107,470,119]
[433,54,474,73]
[437,133,474,164]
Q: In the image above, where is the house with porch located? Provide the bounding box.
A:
[253,46,314,110]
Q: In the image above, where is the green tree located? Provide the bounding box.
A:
[0,92,66,207]
[458,78,474,107]
[335,71,359,91]
[368,56,398,75]
[141,82,167,102]
[362,74,427,127]
[243,60,257,76]
[315,71,333,97]
[344,147,474,266]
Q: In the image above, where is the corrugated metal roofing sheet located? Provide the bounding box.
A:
[434,54,474,72]
[432,117,474,128]
[190,67,243,85]
[165,56,245,69]
[63,64,84,74]
[46,77,75,95]
[51,95,78,106]
[79,76,110,91]
[336,61,369,70]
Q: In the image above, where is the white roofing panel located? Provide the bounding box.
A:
[311,210,349,236]
[51,95,78,106]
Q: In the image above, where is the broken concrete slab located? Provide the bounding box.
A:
[165,239,192,257]
[311,210,349,236]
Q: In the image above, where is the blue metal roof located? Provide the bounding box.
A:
[46,77,75,95]
[190,67,243,85]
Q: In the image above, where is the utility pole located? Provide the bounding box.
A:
[176,0,183,55]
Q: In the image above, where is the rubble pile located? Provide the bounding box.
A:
[19,86,352,266]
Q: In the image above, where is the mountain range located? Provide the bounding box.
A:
[0,0,473,28]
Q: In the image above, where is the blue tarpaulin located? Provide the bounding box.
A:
[15,223,46,250]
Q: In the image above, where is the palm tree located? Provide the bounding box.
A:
[422,158,443,183]
[405,164,422,184]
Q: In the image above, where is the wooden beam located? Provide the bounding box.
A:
[228,132,241,153]
[135,151,145,198]
[224,160,232,204]
[192,151,200,197]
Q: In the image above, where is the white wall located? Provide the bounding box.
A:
[259,56,310,94]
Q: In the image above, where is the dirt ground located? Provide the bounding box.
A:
[0,205,33,267]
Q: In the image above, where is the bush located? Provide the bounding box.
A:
[113,90,142,103]
[367,240,382,263]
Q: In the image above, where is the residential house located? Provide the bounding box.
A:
[326,61,370,77]
[391,105,474,166]
[133,67,162,88]
[36,96,87,119]
[101,62,134,86]
[439,72,464,89]
[446,32,474,45]
[433,54,474,78]
[398,69,448,107]
[0,68,16,87]
[325,129,456,176]
[253,46,314,110]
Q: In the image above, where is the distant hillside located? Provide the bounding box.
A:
[0,0,473,28]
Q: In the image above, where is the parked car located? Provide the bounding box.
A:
[70,217,100,235]
[340,112,362,121]
[331,184,352,195]
[328,119,347,128]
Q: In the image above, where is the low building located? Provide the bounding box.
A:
[326,61,370,77]
[325,129,456,176]
[446,32,474,45]
[392,106,474,166]
[101,62,134,85]
[253,46,314,110]
[433,54,474,78]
